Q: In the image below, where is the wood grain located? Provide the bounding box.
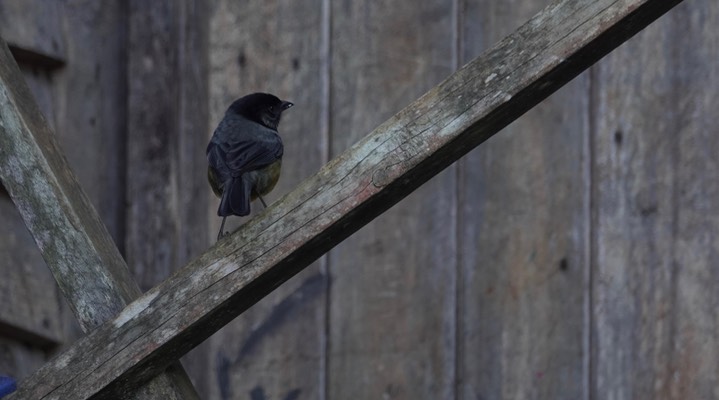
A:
[592,1,719,398]
[188,0,327,398]
[459,1,590,399]
[8,0,685,398]
[328,0,457,398]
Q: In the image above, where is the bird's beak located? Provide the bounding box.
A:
[281,101,294,110]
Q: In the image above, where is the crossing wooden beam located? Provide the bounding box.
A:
[8,0,683,398]
[0,37,199,399]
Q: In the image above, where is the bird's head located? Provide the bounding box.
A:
[227,92,294,130]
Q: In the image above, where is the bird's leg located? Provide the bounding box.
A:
[217,216,228,241]
[257,194,268,209]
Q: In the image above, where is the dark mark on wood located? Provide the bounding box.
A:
[559,257,569,272]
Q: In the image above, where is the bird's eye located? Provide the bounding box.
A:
[269,106,275,112]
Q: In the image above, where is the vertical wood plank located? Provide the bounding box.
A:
[459,1,590,399]
[194,0,327,398]
[328,1,457,398]
[176,0,210,269]
[592,1,719,398]
[57,0,129,249]
[126,0,181,291]
[126,0,209,290]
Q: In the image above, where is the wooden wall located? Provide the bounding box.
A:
[0,0,717,399]
[592,3,719,398]
[198,0,719,399]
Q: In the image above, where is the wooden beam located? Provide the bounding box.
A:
[0,36,135,332]
[10,0,683,398]
[0,36,199,399]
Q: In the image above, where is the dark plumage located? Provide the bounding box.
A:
[207,92,293,240]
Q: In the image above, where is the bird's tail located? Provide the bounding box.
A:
[218,176,252,217]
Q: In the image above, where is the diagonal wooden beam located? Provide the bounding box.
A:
[10,0,683,398]
[0,37,134,332]
[0,37,199,399]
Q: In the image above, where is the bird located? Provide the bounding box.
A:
[207,92,293,241]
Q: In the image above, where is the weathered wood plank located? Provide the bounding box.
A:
[0,36,136,334]
[592,1,719,398]
[459,1,590,399]
[0,52,66,354]
[0,34,199,399]
[185,0,328,398]
[10,0,684,398]
[0,0,129,380]
[328,1,457,398]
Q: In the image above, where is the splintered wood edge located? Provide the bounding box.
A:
[12,0,683,398]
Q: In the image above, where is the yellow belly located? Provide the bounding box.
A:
[207,160,282,199]
[251,160,282,199]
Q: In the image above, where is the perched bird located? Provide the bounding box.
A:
[207,92,293,241]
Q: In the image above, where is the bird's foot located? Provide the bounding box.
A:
[217,217,229,242]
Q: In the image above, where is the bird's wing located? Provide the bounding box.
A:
[208,116,284,178]
[224,133,282,176]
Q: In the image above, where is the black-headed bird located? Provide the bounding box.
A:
[207,93,293,241]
